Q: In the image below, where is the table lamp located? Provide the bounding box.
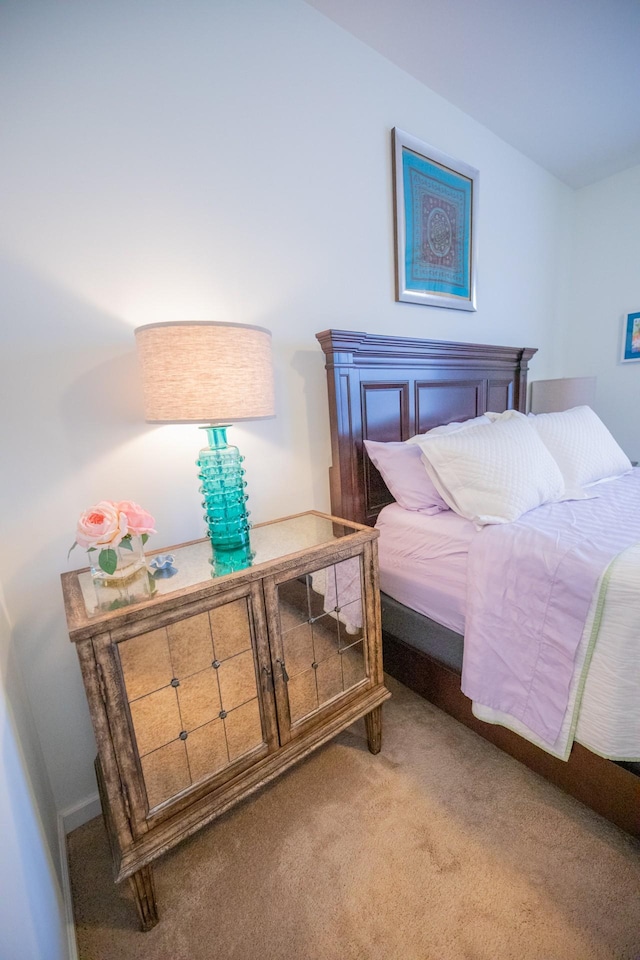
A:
[135,321,275,571]
[530,376,596,413]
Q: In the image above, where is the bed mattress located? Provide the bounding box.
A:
[376,503,475,635]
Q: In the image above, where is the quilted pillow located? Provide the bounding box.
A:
[529,406,631,487]
[406,414,492,444]
[415,410,565,525]
[363,440,449,513]
[364,416,493,513]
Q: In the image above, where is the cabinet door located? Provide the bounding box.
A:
[265,551,372,743]
[95,581,278,829]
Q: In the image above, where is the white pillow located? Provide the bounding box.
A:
[364,416,494,515]
[484,409,528,423]
[415,411,565,525]
[406,414,491,444]
[530,406,631,487]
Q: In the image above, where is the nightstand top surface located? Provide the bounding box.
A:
[62,510,376,638]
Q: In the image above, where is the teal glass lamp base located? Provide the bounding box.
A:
[196,425,253,552]
[209,542,254,577]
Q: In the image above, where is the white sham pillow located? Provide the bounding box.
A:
[415,411,565,525]
[406,414,491,444]
[529,406,631,487]
[363,416,493,515]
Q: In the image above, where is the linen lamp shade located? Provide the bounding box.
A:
[135,321,275,424]
[530,376,596,414]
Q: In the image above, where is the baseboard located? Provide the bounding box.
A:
[61,792,101,835]
[58,793,101,960]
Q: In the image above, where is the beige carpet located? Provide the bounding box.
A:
[67,677,640,960]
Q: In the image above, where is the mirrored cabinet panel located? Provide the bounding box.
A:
[277,556,368,725]
[118,599,264,810]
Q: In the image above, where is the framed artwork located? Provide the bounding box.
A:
[392,127,478,311]
[620,311,640,362]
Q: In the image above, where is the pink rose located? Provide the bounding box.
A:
[117,500,156,537]
[75,500,128,549]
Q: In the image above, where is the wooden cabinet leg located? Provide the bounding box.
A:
[129,865,159,931]
[365,705,383,755]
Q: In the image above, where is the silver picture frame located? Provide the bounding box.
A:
[393,127,478,311]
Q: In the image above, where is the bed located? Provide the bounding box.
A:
[316,328,640,839]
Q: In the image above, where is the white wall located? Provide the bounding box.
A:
[0,585,68,960]
[565,163,640,461]
[0,0,572,818]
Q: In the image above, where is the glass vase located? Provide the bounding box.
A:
[89,535,147,583]
[89,535,154,611]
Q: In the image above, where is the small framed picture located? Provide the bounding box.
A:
[621,311,640,362]
[392,127,478,311]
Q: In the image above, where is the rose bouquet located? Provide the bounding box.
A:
[69,500,156,576]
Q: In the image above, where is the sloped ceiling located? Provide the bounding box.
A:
[305,0,640,188]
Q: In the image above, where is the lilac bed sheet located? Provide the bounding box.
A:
[376,503,477,635]
[462,469,640,745]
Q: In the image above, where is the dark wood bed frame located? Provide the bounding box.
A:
[316,328,640,839]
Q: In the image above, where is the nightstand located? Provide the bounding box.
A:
[61,511,390,930]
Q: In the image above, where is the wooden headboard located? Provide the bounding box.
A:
[316,329,537,527]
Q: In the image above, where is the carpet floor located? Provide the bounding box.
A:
[67,677,640,960]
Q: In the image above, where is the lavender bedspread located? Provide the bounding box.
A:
[461,469,640,744]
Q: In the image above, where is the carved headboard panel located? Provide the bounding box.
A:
[316,329,537,526]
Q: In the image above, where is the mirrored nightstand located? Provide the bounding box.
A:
[61,511,390,930]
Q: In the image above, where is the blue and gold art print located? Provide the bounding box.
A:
[393,128,478,311]
[621,311,640,362]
